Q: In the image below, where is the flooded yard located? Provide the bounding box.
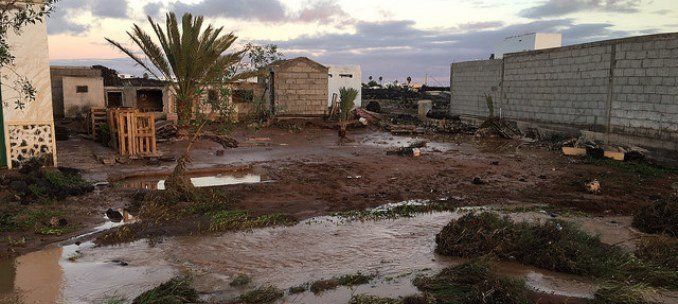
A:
[3,205,644,304]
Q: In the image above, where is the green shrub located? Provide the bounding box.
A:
[239,286,283,304]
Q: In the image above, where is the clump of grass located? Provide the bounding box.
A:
[238,286,283,304]
[103,296,126,304]
[0,207,68,234]
[229,274,251,287]
[310,273,374,294]
[139,188,236,221]
[435,212,678,289]
[635,236,678,269]
[209,210,296,232]
[632,198,676,237]
[132,277,200,304]
[585,158,675,178]
[349,295,402,304]
[98,225,137,245]
[332,200,457,221]
[288,285,307,294]
[412,258,531,304]
[590,283,655,304]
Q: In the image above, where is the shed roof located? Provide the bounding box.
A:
[268,57,328,72]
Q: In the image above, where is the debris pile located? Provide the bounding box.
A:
[475,118,522,139]
[560,137,648,162]
[155,120,178,139]
[387,140,427,157]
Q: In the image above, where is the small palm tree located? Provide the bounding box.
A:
[338,87,358,143]
[107,13,255,194]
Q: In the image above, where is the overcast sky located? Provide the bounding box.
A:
[47,0,678,85]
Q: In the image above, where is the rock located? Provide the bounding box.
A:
[216,150,225,156]
[146,158,161,166]
[112,259,129,267]
[49,217,68,227]
[586,180,601,193]
[472,177,485,185]
[490,161,500,166]
[106,208,124,222]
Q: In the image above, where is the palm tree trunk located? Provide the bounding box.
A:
[164,120,208,196]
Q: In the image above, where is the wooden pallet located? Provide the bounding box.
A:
[88,108,108,140]
[110,109,158,158]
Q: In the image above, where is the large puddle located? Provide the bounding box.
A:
[0,207,619,304]
[120,172,265,190]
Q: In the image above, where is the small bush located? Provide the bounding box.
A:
[132,278,200,304]
[238,286,283,304]
[632,198,677,237]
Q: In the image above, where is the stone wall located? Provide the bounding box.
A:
[271,58,328,116]
[450,33,678,151]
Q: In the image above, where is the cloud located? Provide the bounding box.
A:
[261,19,636,84]
[296,0,349,24]
[166,0,348,24]
[47,0,129,34]
[170,0,287,22]
[519,0,642,19]
[143,2,163,17]
[91,0,129,19]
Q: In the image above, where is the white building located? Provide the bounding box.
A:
[327,65,362,108]
[0,6,57,168]
[495,33,562,59]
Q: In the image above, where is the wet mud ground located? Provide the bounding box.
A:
[1,125,677,303]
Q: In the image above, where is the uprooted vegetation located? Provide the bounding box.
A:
[331,199,458,221]
[632,197,677,237]
[236,285,284,304]
[96,187,297,245]
[590,283,656,304]
[635,236,678,270]
[132,277,200,304]
[309,272,374,294]
[435,212,678,289]
[0,159,93,204]
[413,258,532,304]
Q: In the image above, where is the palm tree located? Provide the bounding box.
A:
[107,13,254,194]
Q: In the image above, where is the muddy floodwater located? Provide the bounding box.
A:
[0,206,623,304]
[121,172,265,190]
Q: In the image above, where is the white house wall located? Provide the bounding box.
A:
[0,16,57,168]
[328,65,362,108]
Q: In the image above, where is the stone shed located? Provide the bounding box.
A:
[267,57,329,116]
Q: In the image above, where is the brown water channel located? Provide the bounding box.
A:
[1,205,651,304]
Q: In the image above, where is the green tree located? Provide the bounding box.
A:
[106,12,255,194]
[0,0,58,110]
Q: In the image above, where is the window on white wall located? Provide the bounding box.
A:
[339,74,353,78]
[76,86,89,93]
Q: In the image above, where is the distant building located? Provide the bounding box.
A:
[0,10,57,168]
[494,33,562,59]
[50,66,105,118]
[328,65,362,109]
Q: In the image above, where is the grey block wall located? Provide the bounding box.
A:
[450,33,678,151]
[450,60,502,118]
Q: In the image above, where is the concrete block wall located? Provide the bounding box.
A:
[450,33,678,151]
[272,59,328,116]
[450,60,502,118]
